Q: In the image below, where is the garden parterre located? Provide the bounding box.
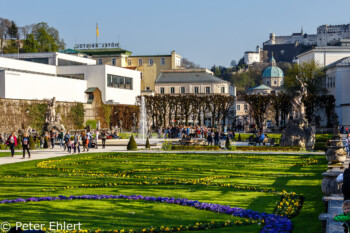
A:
[0,152,326,233]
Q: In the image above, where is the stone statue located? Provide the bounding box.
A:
[45,97,57,123]
[291,76,307,120]
[280,76,315,150]
[42,97,65,133]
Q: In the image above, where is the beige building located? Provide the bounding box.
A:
[75,48,182,94]
[154,69,235,95]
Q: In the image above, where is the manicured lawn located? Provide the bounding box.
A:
[0,151,21,157]
[0,152,327,232]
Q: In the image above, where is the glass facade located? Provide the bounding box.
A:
[107,74,133,90]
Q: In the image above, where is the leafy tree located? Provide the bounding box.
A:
[32,22,65,52]
[103,105,112,129]
[23,34,39,53]
[182,58,201,69]
[71,103,85,129]
[7,21,18,39]
[0,17,11,53]
[244,94,271,129]
[284,61,326,95]
[230,60,237,67]
[269,93,292,128]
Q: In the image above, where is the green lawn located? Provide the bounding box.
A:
[0,151,21,157]
[0,152,327,232]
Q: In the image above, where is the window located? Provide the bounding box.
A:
[206,87,210,94]
[112,58,116,66]
[171,87,175,94]
[149,58,154,66]
[146,86,150,90]
[274,80,277,85]
[107,74,133,90]
[98,59,102,65]
[60,73,84,80]
[244,104,248,111]
[140,72,143,80]
[160,87,165,94]
[332,77,336,87]
[138,59,143,66]
[221,86,225,93]
[181,86,185,94]
[127,59,132,66]
[161,58,166,65]
[267,80,270,85]
[236,104,241,111]
[194,86,199,94]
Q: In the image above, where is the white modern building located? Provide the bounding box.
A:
[297,45,350,67]
[326,57,350,126]
[0,53,140,105]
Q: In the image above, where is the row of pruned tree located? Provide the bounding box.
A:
[243,93,336,129]
[137,95,235,128]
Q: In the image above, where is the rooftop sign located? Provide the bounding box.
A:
[74,42,120,49]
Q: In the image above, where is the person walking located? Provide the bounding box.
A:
[74,132,80,154]
[214,130,220,146]
[63,131,71,151]
[87,130,92,149]
[101,130,107,149]
[81,132,89,152]
[6,132,17,157]
[22,133,31,159]
[50,129,56,149]
[58,130,64,148]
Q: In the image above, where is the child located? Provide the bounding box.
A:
[334,200,350,232]
[67,139,72,154]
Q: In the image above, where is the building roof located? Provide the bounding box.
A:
[130,54,172,57]
[85,87,98,93]
[297,46,350,58]
[248,84,272,91]
[326,56,350,68]
[59,49,80,54]
[262,66,284,78]
[77,48,132,56]
[155,70,229,84]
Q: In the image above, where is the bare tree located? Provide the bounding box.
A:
[0,17,11,53]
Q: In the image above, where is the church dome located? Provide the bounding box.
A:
[262,55,284,78]
[262,66,284,78]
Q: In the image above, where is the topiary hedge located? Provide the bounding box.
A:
[234,146,300,151]
[145,137,150,149]
[170,145,220,151]
[127,135,137,150]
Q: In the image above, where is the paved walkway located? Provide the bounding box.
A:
[0,145,324,165]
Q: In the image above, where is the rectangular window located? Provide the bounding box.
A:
[127,59,132,66]
[107,74,133,90]
[171,87,175,94]
[194,87,199,94]
[221,86,225,93]
[160,87,165,94]
[149,58,154,66]
[112,58,116,66]
[138,59,143,66]
[244,104,248,111]
[98,58,102,65]
[161,58,166,65]
[146,86,150,90]
[332,77,335,87]
[237,104,241,111]
[181,86,185,94]
[206,87,210,94]
[274,80,277,85]
[140,72,143,80]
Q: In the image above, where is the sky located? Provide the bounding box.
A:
[2,0,350,68]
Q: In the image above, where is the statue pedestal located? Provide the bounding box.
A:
[42,122,65,133]
[280,118,315,150]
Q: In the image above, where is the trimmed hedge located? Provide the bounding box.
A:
[127,135,137,150]
[145,137,150,149]
[234,146,301,151]
[314,142,327,151]
[171,145,220,151]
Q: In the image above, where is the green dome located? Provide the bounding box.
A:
[262,66,284,78]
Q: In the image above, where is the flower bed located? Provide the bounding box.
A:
[233,146,300,151]
[0,194,292,233]
[170,145,220,151]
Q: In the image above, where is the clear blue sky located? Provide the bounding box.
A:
[2,0,350,68]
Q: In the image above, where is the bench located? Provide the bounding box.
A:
[248,137,275,146]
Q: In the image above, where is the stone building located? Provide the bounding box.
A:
[154,69,235,96]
